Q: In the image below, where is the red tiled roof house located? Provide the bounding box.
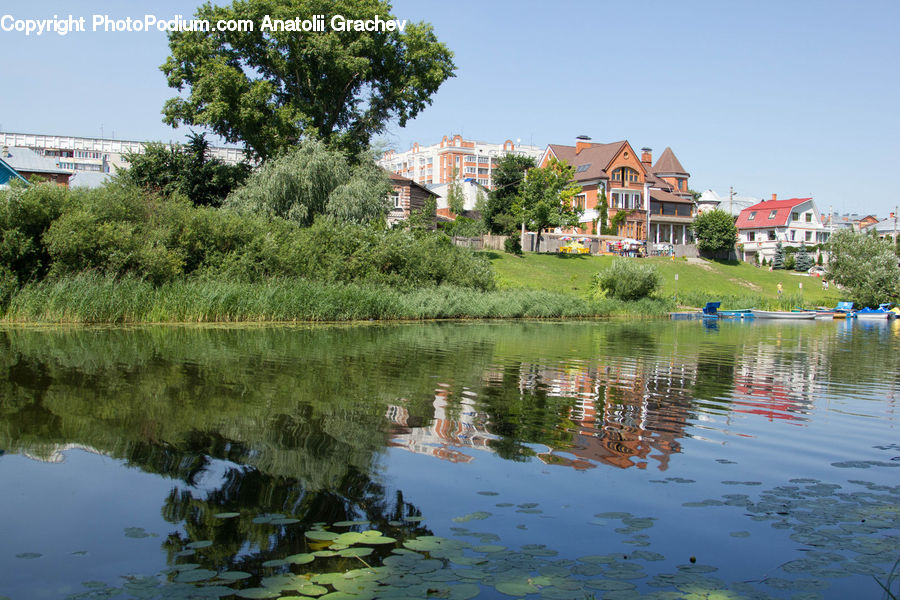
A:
[735,195,829,263]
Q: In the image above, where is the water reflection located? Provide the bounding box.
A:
[1,321,899,599]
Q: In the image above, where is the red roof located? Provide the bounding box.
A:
[735,198,811,229]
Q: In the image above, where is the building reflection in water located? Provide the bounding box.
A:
[385,334,826,472]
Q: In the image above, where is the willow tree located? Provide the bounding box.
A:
[160,0,456,160]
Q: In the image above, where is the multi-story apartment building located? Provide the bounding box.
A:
[379,134,543,189]
[735,195,828,263]
[0,131,246,174]
[539,137,693,241]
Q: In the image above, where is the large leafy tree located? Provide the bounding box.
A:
[514,158,582,241]
[827,229,900,307]
[482,154,534,234]
[123,132,250,207]
[161,0,456,161]
[691,209,737,256]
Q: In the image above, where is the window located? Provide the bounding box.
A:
[805,231,812,241]
[574,194,586,211]
[612,193,620,208]
[789,230,796,241]
[612,167,639,183]
[748,232,756,241]
[748,211,756,221]
[390,191,401,209]
[768,230,776,241]
[464,166,477,174]
[768,210,777,219]
[792,212,799,221]
[805,213,812,222]
[575,164,591,173]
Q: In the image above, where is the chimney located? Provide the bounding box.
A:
[641,147,653,167]
[575,135,591,155]
[771,193,777,202]
[1,146,8,158]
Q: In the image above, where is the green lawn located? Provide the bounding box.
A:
[481,252,843,309]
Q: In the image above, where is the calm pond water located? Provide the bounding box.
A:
[0,319,898,600]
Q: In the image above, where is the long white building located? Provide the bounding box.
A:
[0,131,246,174]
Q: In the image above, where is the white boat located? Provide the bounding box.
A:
[750,310,817,320]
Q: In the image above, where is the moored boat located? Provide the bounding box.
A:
[855,307,890,320]
[750,310,817,320]
[718,309,753,318]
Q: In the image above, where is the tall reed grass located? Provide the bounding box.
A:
[2,273,676,324]
[675,290,821,311]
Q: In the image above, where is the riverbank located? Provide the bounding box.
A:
[1,273,675,324]
[485,252,843,308]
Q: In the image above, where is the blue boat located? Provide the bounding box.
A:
[855,306,890,320]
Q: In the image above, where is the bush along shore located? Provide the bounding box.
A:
[2,273,675,324]
[0,163,685,324]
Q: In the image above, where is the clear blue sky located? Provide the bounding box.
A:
[1,0,898,215]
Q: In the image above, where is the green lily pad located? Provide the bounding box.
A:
[339,547,373,558]
[262,558,288,568]
[332,520,370,527]
[285,553,316,565]
[213,512,240,519]
[453,511,491,523]
[235,588,281,599]
[186,540,213,549]
[305,530,338,542]
[124,527,154,538]
[174,568,216,583]
[360,535,396,545]
[271,518,300,526]
[495,581,538,596]
[218,571,252,580]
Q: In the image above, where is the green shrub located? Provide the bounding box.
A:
[592,258,661,301]
[0,182,70,284]
[504,236,522,255]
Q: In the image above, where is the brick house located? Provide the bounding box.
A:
[387,171,439,227]
[539,137,692,241]
[0,146,72,186]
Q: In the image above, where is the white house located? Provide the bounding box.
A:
[735,195,828,263]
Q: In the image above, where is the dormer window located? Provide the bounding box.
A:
[768,210,777,219]
[748,211,756,221]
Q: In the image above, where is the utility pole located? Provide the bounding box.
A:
[729,186,734,216]
[894,205,898,248]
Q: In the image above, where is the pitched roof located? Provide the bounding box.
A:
[386,169,438,196]
[0,156,28,186]
[735,198,812,229]
[69,171,111,189]
[650,189,694,204]
[546,141,626,182]
[1,146,70,175]
[652,147,689,177]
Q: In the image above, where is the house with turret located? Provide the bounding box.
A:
[538,137,693,243]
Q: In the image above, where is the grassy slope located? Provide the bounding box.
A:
[482,252,843,309]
